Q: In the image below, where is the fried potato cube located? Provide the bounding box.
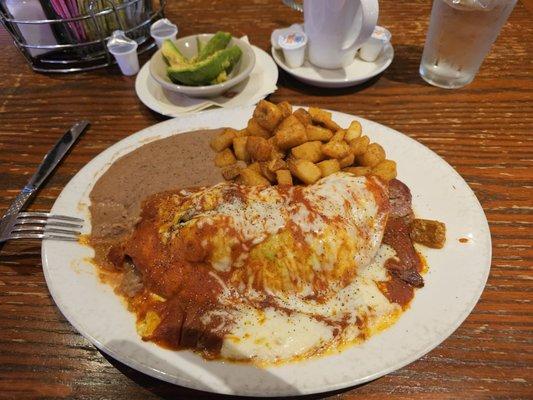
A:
[349,135,370,156]
[323,119,341,131]
[307,107,330,121]
[267,136,285,159]
[372,159,397,181]
[343,166,372,176]
[308,107,341,131]
[248,162,261,173]
[410,218,446,249]
[293,108,312,126]
[235,128,249,137]
[322,140,350,159]
[306,125,333,142]
[253,100,283,131]
[345,121,362,142]
[308,107,330,120]
[289,159,322,185]
[276,169,293,185]
[222,127,240,137]
[210,129,237,152]
[247,117,271,138]
[259,162,277,182]
[278,101,292,118]
[331,130,346,142]
[215,148,237,167]
[246,136,273,162]
[221,163,243,180]
[271,147,285,160]
[266,137,285,159]
[274,115,307,150]
[339,152,355,168]
[267,157,287,172]
[232,136,250,162]
[357,143,386,167]
[239,167,271,186]
[317,159,340,177]
[291,141,324,163]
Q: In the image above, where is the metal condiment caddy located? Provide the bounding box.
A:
[0,0,166,73]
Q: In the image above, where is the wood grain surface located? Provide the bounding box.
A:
[0,1,531,399]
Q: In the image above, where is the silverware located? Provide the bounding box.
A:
[282,0,304,12]
[0,212,83,243]
[0,121,90,244]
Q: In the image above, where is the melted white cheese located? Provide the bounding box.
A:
[186,173,384,253]
[216,194,286,241]
[359,243,396,282]
[220,306,333,362]
[212,243,400,363]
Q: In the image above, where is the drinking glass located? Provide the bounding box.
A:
[419,0,517,89]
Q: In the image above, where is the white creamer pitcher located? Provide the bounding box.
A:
[283,0,379,69]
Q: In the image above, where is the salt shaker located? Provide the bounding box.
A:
[107,30,139,76]
[150,18,178,48]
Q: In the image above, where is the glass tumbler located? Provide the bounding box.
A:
[419,0,517,89]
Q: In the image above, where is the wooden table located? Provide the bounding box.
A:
[0,1,531,399]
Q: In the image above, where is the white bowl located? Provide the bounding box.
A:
[149,34,256,98]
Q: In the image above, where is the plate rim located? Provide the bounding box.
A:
[41,106,491,396]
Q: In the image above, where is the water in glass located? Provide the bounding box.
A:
[419,0,516,89]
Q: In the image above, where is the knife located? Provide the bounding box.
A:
[0,121,90,221]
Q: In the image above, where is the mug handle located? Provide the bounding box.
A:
[342,0,379,51]
[282,0,303,12]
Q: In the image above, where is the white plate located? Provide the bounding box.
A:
[136,45,278,116]
[42,106,491,397]
[271,43,394,88]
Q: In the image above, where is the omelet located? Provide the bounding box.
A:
[109,173,420,364]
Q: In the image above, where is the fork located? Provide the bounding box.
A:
[0,121,89,246]
[0,212,83,243]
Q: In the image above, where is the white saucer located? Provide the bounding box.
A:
[271,42,394,88]
[136,45,278,116]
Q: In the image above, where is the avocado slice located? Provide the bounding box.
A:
[211,70,228,85]
[195,31,232,62]
[167,45,242,86]
[161,39,189,68]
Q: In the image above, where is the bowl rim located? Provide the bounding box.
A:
[149,33,256,93]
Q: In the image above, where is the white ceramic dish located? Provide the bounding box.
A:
[271,43,394,88]
[149,34,256,98]
[42,106,491,397]
[136,44,278,116]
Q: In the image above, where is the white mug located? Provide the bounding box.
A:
[283,0,379,69]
